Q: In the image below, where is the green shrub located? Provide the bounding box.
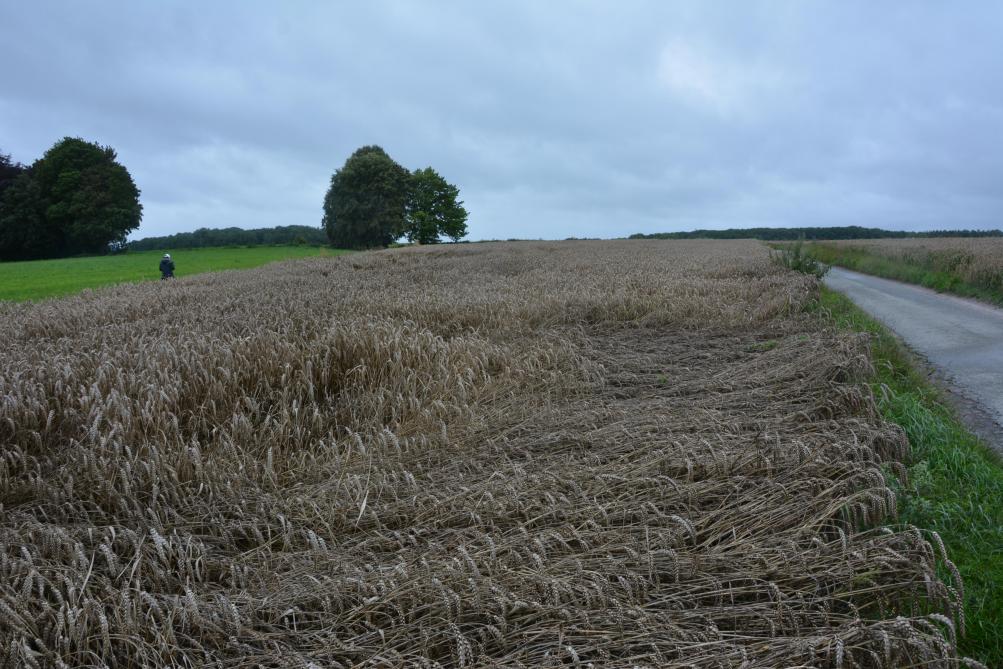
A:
[771,238,830,278]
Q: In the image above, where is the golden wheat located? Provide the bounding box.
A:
[825,237,1003,292]
[0,240,968,667]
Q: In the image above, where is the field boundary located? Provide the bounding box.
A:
[816,286,1003,665]
[806,242,1003,307]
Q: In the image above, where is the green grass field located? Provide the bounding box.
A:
[0,246,351,302]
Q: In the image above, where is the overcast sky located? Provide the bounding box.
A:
[2,2,1002,240]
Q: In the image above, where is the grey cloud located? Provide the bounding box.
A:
[2,1,1002,240]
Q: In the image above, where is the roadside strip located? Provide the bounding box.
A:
[816,287,1003,666]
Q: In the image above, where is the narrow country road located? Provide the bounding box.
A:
[825,267,1003,451]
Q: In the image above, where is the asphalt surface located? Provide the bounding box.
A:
[825,267,1003,452]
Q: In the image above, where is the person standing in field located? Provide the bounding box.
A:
[159,253,175,280]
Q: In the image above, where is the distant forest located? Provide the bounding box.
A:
[128,225,327,251]
[629,226,1003,241]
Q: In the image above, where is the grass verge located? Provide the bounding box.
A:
[808,243,1003,306]
[817,286,1003,665]
[0,245,351,301]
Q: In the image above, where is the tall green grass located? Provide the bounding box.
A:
[818,287,1003,665]
[0,246,350,302]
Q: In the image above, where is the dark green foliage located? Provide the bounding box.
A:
[807,242,1003,306]
[35,138,143,255]
[128,225,328,251]
[0,138,142,260]
[0,153,36,260]
[323,147,470,249]
[323,146,410,249]
[0,152,26,195]
[0,172,51,261]
[405,167,468,244]
[629,226,1003,241]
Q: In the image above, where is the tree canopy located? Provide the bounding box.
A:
[0,138,142,261]
[0,170,48,261]
[323,146,410,249]
[0,152,25,195]
[405,167,468,244]
[323,146,469,248]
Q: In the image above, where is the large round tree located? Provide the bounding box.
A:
[1,138,142,259]
[32,137,143,256]
[323,145,409,249]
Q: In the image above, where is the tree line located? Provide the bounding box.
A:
[1,139,469,261]
[629,226,1003,241]
[128,225,328,251]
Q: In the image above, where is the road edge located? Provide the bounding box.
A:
[816,285,1003,666]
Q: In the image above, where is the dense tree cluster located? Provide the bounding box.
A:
[128,225,327,251]
[629,226,1003,241]
[323,146,468,249]
[0,138,142,261]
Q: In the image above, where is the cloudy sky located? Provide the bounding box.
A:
[2,2,1002,240]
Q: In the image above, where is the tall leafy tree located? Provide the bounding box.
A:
[405,167,469,244]
[323,145,409,249]
[0,138,142,260]
[33,137,143,256]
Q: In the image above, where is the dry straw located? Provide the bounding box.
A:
[0,240,968,666]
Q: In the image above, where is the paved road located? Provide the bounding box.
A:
[825,267,1003,450]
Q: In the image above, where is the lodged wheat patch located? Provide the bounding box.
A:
[0,241,971,667]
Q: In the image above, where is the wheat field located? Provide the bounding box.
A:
[821,238,1003,294]
[0,241,970,667]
